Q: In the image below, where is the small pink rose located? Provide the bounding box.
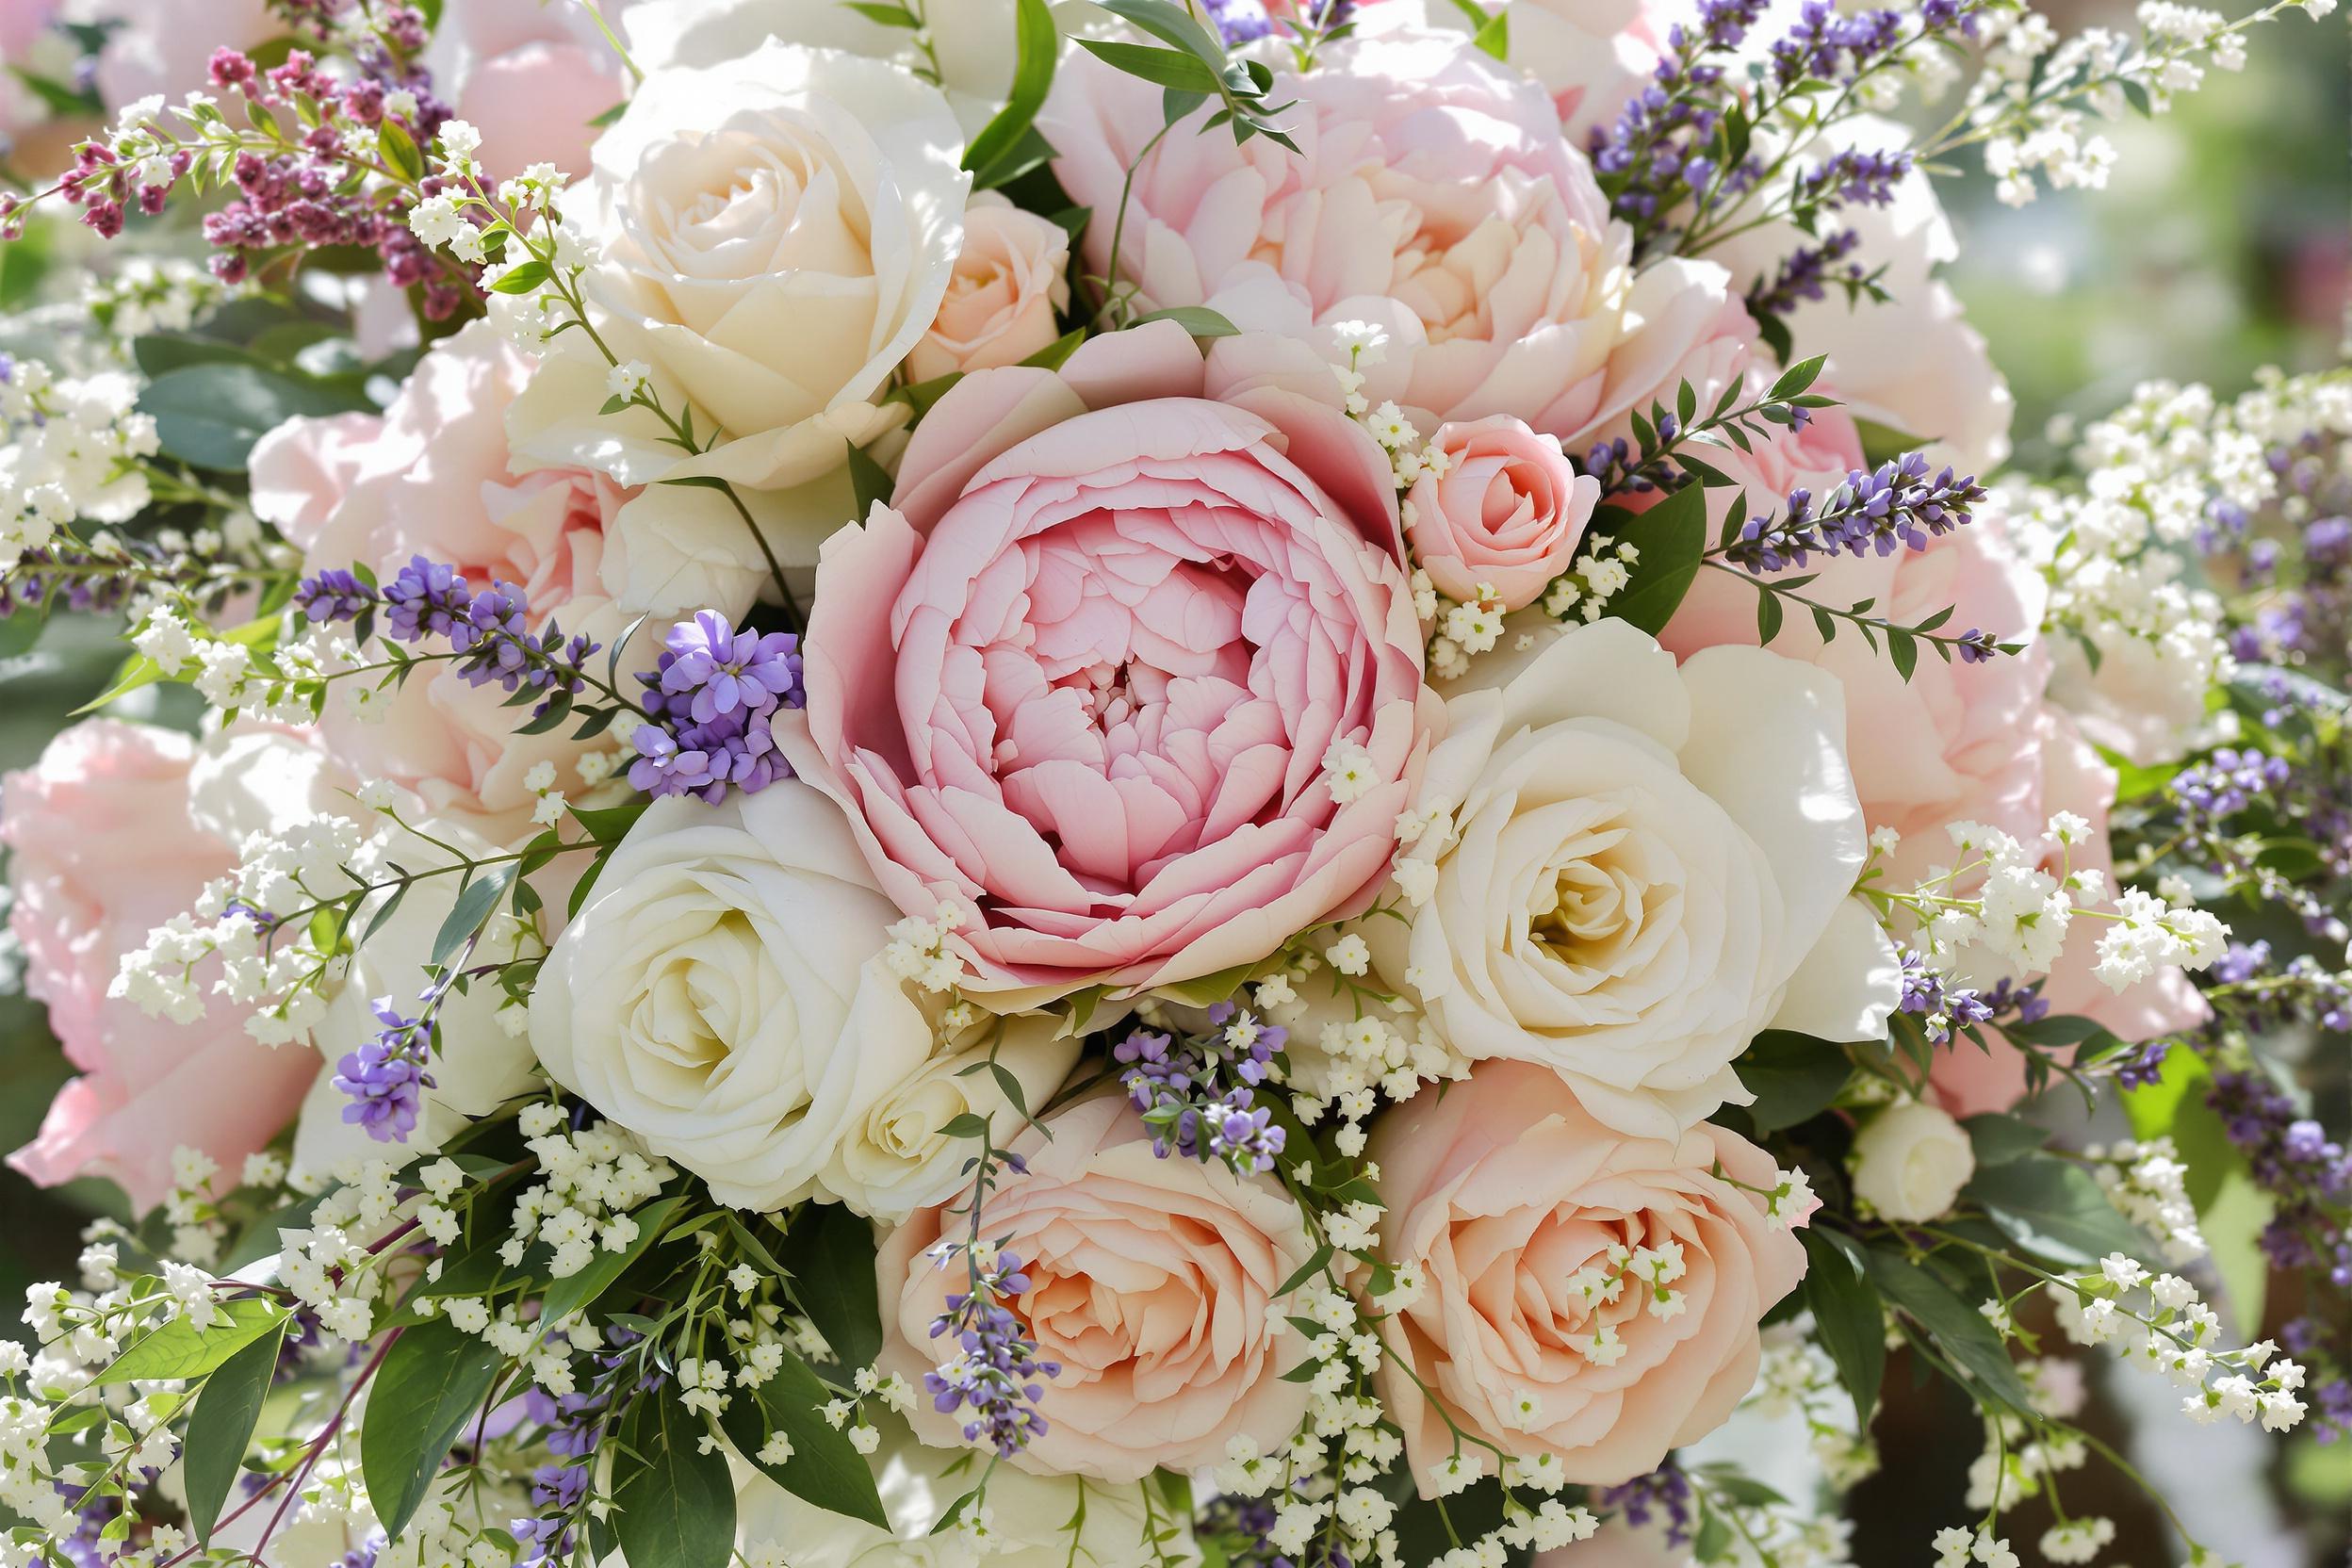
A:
[906,192,1071,383]
[1405,415,1598,609]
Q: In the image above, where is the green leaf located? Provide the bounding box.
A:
[98,1298,286,1386]
[785,1204,883,1370]
[378,121,425,183]
[184,1318,287,1544]
[1768,354,1828,401]
[1963,1153,2148,1267]
[429,861,518,968]
[718,1344,890,1527]
[1276,1242,1335,1298]
[1074,38,1221,93]
[614,1388,738,1568]
[1866,1248,2034,1414]
[541,1195,685,1324]
[846,440,894,521]
[139,363,372,471]
[490,258,551,296]
[1130,304,1240,338]
[1734,1030,1852,1132]
[1851,417,1925,468]
[1593,484,1706,634]
[1960,1113,2048,1168]
[963,0,1058,178]
[360,1320,506,1544]
[1469,7,1509,57]
[1799,1230,1883,1426]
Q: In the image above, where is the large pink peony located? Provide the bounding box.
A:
[1369,1061,1806,1489]
[1037,26,1751,449]
[5,721,318,1211]
[250,321,639,847]
[874,1095,1315,1482]
[792,320,1439,1002]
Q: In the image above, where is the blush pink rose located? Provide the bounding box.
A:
[1369,1060,1806,1489]
[5,721,318,1211]
[905,191,1071,383]
[1396,0,1668,142]
[1929,710,2210,1117]
[90,0,275,107]
[1407,416,1599,609]
[250,321,639,847]
[1658,398,2052,889]
[874,1095,1315,1482]
[792,320,1439,1002]
[425,0,637,177]
[1038,25,1753,449]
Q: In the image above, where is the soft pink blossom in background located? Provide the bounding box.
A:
[424,0,639,178]
[4,721,317,1211]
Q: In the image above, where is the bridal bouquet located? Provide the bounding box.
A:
[0,1,2344,1565]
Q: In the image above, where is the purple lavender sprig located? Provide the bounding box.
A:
[923,1249,1058,1457]
[1114,1002,1288,1175]
[331,992,440,1143]
[626,611,802,804]
[1722,451,1989,575]
[297,554,606,707]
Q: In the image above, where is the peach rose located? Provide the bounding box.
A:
[1928,710,2209,1117]
[874,1095,1315,1482]
[1405,416,1599,610]
[5,721,318,1211]
[906,192,1071,383]
[1369,1061,1806,1489]
[1038,25,1753,449]
[250,321,639,847]
[790,320,1439,1004]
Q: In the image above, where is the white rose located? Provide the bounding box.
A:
[528,782,936,1210]
[506,41,969,618]
[818,1011,1081,1221]
[733,1417,1177,1568]
[1850,1099,1977,1222]
[1367,618,1901,1139]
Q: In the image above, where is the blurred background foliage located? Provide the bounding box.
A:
[0,2,2344,1562]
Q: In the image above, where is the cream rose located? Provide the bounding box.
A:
[506,40,969,617]
[874,1096,1315,1483]
[1850,1100,1976,1223]
[817,1011,1081,1222]
[1366,619,1900,1139]
[1369,1060,1807,1488]
[905,193,1071,383]
[527,782,936,1211]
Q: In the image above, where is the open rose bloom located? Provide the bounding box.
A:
[0,3,2328,1566]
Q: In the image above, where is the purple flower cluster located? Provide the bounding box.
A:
[1727,451,1989,577]
[1599,1464,1695,1544]
[2205,428,2352,670]
[924,1250,1059,1457]
[298,554,602,703]
[1589,0,1769,231]
[1744,228,1869,324]
[627,611,803,804]
[1114,1002,1288,1175]
[2172,747,2294,818]
[331,993,438,1142]
[508,1335,627,1564]
[1898,949,1997,1043]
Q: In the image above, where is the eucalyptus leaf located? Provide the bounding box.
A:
[614,1389,738,1568]
[718,1343,890,1526]
[360,1320,505,1544]
[184,1319,287,1544]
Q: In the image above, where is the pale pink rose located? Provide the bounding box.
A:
[0,0,69,148]
[1038,26,1753,449]
[91,0,276,107]
[250,321,638,847]
[906,191,1071,383]
[1370,1060,1806,1488]
[1928,710,2209,1117]
[1405,416,1598,609]
[1658,403,2052,888]
[4,721,318,1211]
[1393,0,1668,141]
[791,320,1439,1003]
[874,1095,1315,1482]
[426,0,638,178]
